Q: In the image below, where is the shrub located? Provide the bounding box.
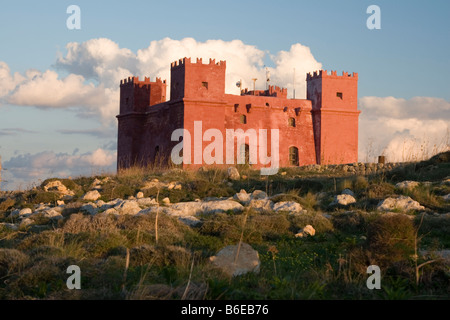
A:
[366,214,416,267]
[0,198,15,212]
[289,212,334,234]
[0,249,29,278]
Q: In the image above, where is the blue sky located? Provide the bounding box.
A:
[0,0,449,190]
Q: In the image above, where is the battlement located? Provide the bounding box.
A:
[120,76,166,86]
[306,70,358,81]
[241,85,288,98]
[171,57,226,68]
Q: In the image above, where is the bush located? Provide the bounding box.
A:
[366,214,416,267]
[0,198,15,212]
[0,249,29,278]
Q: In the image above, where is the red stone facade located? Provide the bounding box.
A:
[117,57,360,171]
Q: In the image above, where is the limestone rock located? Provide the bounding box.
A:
[201,200,244,215]
[82,190,101,201]
[80,203,98,215]
[102,208,119,216]
[377,195,425,212]
[43,180,75,197]
[233,189,251,204]
[136,192,144,199]
[341,189,355,197]
[248,199,274,213]
[171,201,203,217]
[251,190,268,200]
[114,200,142,215]
[178,216,202,227]
[395,181,420,190]
[209,243,260,277]
[137,197,158,207]
[227,167,240,180]
[20,218,34,228]
[11,208,32,218]
[295,225,316,238]
[331,194,356,206]
[272,201,304,214]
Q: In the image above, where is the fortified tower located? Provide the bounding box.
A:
[170,57,226,101]
[307,70,360,164]
[117,76,167,168]
[119,76,166,114]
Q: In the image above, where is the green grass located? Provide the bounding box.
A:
[0,152,449,300]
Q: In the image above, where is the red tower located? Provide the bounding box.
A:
[307,70,360,164]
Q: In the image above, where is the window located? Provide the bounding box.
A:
[336,92,343,99]
[289,147,299,166]
[202,82,208,89]
[240,114,247,124]
[265,102,270,107]
[125,97,129,105]
[288,117,296,127]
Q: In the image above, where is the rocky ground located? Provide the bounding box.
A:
[0,151,449,299]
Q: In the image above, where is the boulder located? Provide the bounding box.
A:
[395,181,420,190]
[137,197,158,207]
[251,190,268,200]
[341,189,355,197]
[233,189,251,204]
[80,203,98,215]
[178,216,202,227]
[162,197,171,205]
[171,201,203,217]
[209,243,260,277]
[201,200,244,215]
[20,218,34,228]
[330,194,356,206]
[442,194,450,202]
[377,195,425,212]
[11,208,32,218]
[227,167,240,180]
[272,201,304,214]
[82,190,101,201]
[43,208,63,219]
[43,180,75,196]
[248,199,274,213]
[295,225,316,238]
[114,200,142,215]
[102,208,119,216]
[136,192,144,199]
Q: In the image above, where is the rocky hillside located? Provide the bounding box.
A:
[0,151,449,299]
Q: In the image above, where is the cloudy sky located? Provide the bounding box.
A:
[0,0,449,190]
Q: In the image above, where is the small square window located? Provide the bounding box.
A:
[125,98,129,105]
[202,82,208,89]
[336,92,343,99]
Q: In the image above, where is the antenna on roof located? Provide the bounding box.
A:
[293,68,296,99]
[252,78,257,95]
[265,67,270,90]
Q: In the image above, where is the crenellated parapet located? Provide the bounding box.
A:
[171,57,226,69]
[306,70,358,81]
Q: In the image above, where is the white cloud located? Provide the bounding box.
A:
[2,37,322,124]
[358,96,450,162]
[1,148,116,190]
[55,37,322,98]
[0,61,26,99]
